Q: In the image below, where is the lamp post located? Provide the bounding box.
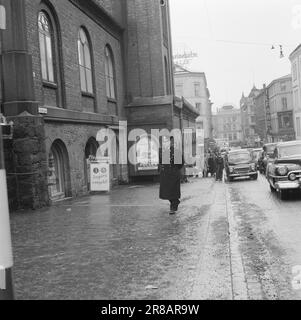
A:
[0,3,14,301]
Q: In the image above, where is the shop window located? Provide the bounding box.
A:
[279,113,293,129]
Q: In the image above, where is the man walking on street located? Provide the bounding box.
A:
[215,152,224,182]
[159,137,184,214]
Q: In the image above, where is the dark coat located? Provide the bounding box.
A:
[215,156,224,180]
[159,146,183,201]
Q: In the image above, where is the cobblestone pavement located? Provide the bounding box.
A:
[9,175,301,300]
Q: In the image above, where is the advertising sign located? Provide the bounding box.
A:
[90,162,110,192]
[136,136,159,171]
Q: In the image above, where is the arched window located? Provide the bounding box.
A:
[78,28,93,94]
[38,11,54,83]
[105,45,116,99]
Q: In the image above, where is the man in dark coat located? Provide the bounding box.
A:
[215,153,224,181]
[207,152,215,177]
[159,137,184,214]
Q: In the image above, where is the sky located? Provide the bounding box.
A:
[169,0,301,112]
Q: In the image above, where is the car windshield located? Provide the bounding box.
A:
[252,150,262,160]
[228,152,251,164]
[266,145,277,154]
[278,145,301,158]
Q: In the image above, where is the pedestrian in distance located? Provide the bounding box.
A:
[159,137,184,215]
[207,152,215,178]
[215,152,224,182]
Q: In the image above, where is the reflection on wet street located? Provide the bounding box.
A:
[10,175,301,300]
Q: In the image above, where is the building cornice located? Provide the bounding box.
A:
[68,0,124,40]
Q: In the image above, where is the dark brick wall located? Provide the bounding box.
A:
[125,0,171,99]
[24,0,125,118]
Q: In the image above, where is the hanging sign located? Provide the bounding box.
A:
[90,161,110,192]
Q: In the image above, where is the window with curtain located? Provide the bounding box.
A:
[78,28,93,94]
[105,46,116,99]
[38,12,54,83]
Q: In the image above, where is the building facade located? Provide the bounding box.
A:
[212,105,242,147]
[290,45,301,140]
[266,74,295,142]
[0,0,199,210]
[254,87,267,143]
[174,64,212,140]
[240,86,261,147]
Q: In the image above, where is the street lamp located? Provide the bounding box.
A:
[0,5,14,301]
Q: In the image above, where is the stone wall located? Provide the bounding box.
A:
[4,114,49,210]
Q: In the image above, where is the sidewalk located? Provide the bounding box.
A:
[10,178,234,300]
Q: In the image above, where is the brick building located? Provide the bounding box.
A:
[0,0,199,210]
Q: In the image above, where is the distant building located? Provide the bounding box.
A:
[174,64,213,139]
[289,45,301,140]
[254,87,268,142]
[240,86,261,147]
[266,75,295,142]
[212,105,242,147]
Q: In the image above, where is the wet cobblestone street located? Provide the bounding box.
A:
[10,175,301,300]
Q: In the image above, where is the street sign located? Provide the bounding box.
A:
[90,161,110,192]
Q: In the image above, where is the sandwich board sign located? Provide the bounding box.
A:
[90,159,110,192]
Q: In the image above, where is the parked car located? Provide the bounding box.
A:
[225,149,258,182]
[266,140,301,200]
[259,143,277,174]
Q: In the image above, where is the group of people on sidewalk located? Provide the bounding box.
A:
[203,151,225,182]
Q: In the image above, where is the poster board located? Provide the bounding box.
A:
[90,161,110,192]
